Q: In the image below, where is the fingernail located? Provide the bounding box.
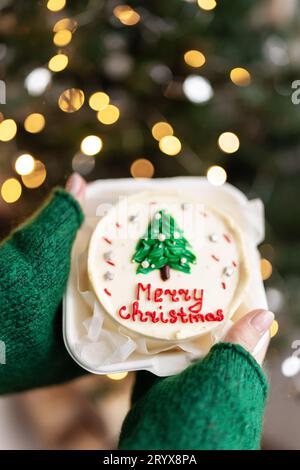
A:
[250,310,274,334]
[252,330,270,356]
[66,173,82,196]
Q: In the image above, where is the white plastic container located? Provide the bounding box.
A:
[63,177,267,376]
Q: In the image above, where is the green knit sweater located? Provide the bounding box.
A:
[0,189,268,450]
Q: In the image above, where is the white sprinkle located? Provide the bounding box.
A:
[173,231,180,239]
[151,264,155,268]
[224,266,234,277]
[104,271,114,281]
[141,260,150,268]
[209,233,219,243]
[181,257,187,264]
[158,233,166,242]
[154,212,161,220]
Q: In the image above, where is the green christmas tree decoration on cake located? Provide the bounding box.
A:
[132,210,196,281]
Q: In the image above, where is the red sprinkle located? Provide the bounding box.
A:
[221,282,226,290]
[211,255,220,262]
[103,237,112,245]
[116,222,122,228]
[104,288,112,296]
[223,234,231,243]
[106,260,115,267]
[232,260,237,267]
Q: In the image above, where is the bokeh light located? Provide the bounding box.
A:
[113,6,140,26]
[97,105,120,125]
[0,119,17,142]
[207,165,227,186]
[184,50,206,68]
[53,29,72,47]
[183,75,213,103]
[25,68,51,96]
[261,258,273,280]
[47,0,66,12]
[130,159,155,178]
[24,113,45,133]
[58,88,85,113]
[15,154,35,176]
[72,153,95,175]
[21,160,47,188]
[48,53,68,72]
[151,122,174,141]
[230,67,251,87]
[270,320,279,338]
[197,0,217,11]
[159,136,182,156]
[53,18,78,33]
[89,92,110,111]
[80,135,103,156]
[106,372,128,380]
[218,132,240,154]
[1,178,22,203]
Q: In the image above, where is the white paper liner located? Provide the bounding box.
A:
[75,220,234,367]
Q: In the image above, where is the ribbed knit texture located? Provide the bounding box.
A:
[119,343,268,450]
[0,188,85,394]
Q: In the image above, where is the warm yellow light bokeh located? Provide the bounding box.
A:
[48,54,68,72]
[0,119,17,142]
[58,88,85,113]
[218,132,240,154]
[113,5,140,26]
[230,67,251,87]
[159,136,182,156]
[130,159,155,178]
[89,92,110,111]
[184,50,206,68]
[270,320,279,338]
[151,122,174,141]
[15,154,35,176]
[261,258,273,280]
[21,160,47,189]
[1,178,22,203]
[47,0,66,12]
[197,0,217,11]
[106,372,128,381]
[80,135,103,156]
[53,29,72,47]
[207,165,227,186]
[53,18,77,33]
[24,113,45,133]
[97,105,120,125]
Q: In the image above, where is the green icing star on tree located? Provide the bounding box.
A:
[132,210,196,281]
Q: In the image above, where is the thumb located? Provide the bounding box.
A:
[224,309,274,365]
[65,173,86,207]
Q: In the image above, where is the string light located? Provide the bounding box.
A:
[15,154,35,176]
[1,178,22,203]
[159,136,182,156]
[58,88,85,113]
[270,320,279,338]
[184,50,206,68]
[130,159,155,178]
[53,18,78,33]
[106,372,128,380]
[183,75,213,104]
[25,68,51,96]
[281,356,300,377]
[261,258,273,280]
[53,29,72,47]
[230,67,251,87]
[48,53,68,72]
[97,105,120,125]
[0,119,17,142]
[21,160,47,188]
[207,165,227,186]
[24,113,45,133]
[218,132,240,154]
[47,0,66,12]
[80,135,103,156]
[151,122,173,141]
[89,92,110,111]
[197,0,217,11]
[113,6,140,26]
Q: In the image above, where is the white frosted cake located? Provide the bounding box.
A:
[88,191,249,341]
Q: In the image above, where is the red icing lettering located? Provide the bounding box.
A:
[164,289,180,302]
[178,289,191,301]
[137,283,151,301]
[188,300,203,314]
[118,306,130,320]
[154,288,163,302]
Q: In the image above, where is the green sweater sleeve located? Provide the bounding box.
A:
[0,188,85,395]
[119,342,268,450]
